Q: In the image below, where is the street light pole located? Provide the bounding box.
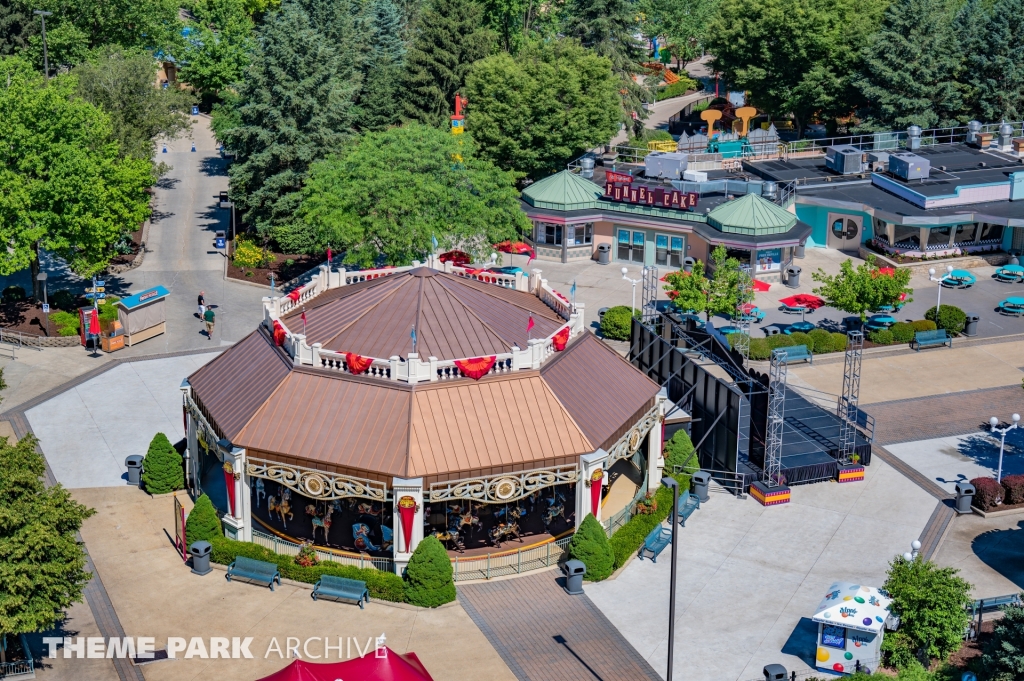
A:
[928,264,954,314]
[661,476,679,681]
[622,267,644,314]
[36,272,48,336]
[989,414,1020,483]
[33,10,52,81]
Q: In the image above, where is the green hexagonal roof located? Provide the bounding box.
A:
[707,193,797,235]
[522,170,603,211]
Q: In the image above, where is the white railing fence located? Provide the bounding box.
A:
[252,529,394,572]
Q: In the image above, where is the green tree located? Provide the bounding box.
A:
[881,556,972,669]
[952,0,986,117]
[464,39,620,177]
[403,0,492,126]
[568,514,614,581]
[664,267,709,317]
[185,494,223,544]
[0,0,36,57]
[179,0,256,97]
[856,0,963,130]
[75,48,194,160]
[665,246,748,321]
[140,433,184,495]
[663,429,695,471]
[298,123,528,265]
[404,535,456,607]
[642,0,718,66]
[980,594,1024,681]
[811,255,913,321]
[0,57,154,291]
[357,0,406,131]
[0,435,94,663]
[224,1,356,248]
[966,0,1024,122]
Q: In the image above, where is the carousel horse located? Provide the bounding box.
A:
[352,523,380,552]
[494,505,524,521]
[253,479,266,509]
[488,521,522,548]
[356,501,382,516]
[457,511,483,537]
[306,504,333,544]
[542,502,565,528]
[268,489,294,528]
[431,528,464,553]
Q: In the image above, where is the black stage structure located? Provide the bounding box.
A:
[630,311,874,485]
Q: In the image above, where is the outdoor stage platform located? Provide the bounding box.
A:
[749,386,872,485]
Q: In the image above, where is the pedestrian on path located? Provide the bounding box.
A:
[197,291,206,319]
[203,307,215,339]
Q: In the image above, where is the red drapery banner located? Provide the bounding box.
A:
[398,496,417,553]
[287,286,304,302]
[345,352,373,374]
[454,356,496,380]
[223,462,236,516]
[272,320,287,346]
[588,469,604,517]
[552,326,570,351]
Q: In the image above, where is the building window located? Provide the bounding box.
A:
[568,223,593,246]
[533,221,563,245]
[893,224,920,248]
[953,223,977,245]
[980,223,1003,243]
[927,226,952,248]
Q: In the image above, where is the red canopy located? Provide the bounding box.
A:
[779,294,825,309]
[751,279,771,292]
[438,250,471,266]
[493,241,535,260]
[256,648,434,681]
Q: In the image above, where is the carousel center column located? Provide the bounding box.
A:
[217,439,250,542]
[649,391,668,485]
[391,477,424,576]
[576,450,608,529]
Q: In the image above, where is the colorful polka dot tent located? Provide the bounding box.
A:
[811,581,893,674]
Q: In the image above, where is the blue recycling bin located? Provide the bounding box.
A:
[215,232,226,249]
[192,105,199,116]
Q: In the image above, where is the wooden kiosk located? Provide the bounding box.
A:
[117,285,169,346]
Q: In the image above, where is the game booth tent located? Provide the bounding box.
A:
[812,581,894,675]
[256,647,434,681]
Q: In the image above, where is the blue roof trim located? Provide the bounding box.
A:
[118,285,170,310]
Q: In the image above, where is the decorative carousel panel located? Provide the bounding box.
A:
[428,464,579,503]
[246,457,387,502]
[606,404,661,465]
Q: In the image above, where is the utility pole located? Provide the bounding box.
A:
[33,10,52,81]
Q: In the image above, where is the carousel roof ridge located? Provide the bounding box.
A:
[316,273,421,351]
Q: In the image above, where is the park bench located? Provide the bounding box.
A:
[774,344,812,364]
[225,556,281,591]
[312,575,370,608]
[911,329,951,351]
[638,525,672,562]
[676,490,700,527]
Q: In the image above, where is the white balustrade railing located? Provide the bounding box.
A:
[434,352,516,380]
[450,266,527,291]
[538,280,573,320]
[343,265,412,285]
[312,345,393,379]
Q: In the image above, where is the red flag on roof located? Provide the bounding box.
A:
[526,315,535,333]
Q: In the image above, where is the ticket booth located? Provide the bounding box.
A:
[117,286,169,346]
[812,581,894,675]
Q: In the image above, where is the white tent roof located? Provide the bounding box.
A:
[812,582,892,634]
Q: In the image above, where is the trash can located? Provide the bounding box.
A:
[597,243,611,265]
[125,455,144,486]
[215,231,226,249]
[563,559,586,595]
[190,540,213,576]
[795,243,806,259]
[785,265,801,288]
[763,664,787,681]
[762,325,781,336]
[683,257,696,273]
[598,307,610,323]
[692,470,712,503]
[954,481,975,515]
[964,313,979,337]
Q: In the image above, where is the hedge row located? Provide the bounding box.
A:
[743,329,847,360]
[209,535,407,602]
[971,477,1004,511]
[868,319,939,345]
[606,473,690,569]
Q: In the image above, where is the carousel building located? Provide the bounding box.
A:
[182,263,665,574]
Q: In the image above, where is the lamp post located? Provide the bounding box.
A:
[989,413,1020,483]
[37,272,48,336]
[903,539,922,562]
[660,476,679,681]
[928,265,954,314]
[622,267,645,314]
[33,10,52,81]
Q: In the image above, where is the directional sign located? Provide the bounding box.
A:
[95,280,105,287]
[85,287,105,293]
[85,292,107,300]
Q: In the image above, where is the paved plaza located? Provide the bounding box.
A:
[885,430,1024,495]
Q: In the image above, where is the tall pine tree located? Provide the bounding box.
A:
[403,0,491,126]
[857,0,963,130]
[968,0,1024,121]
[0,0,35,56]
[358,0,407,130]
[952,0,986,119]
[224,1,356,252]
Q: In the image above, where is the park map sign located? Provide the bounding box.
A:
[603,172,699,211]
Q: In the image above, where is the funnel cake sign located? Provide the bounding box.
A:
[603,180,698,211]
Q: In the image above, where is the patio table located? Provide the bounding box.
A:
[784,321,816,334]
[998,297,1024,316]
[995,265,1024,282]
[945,269,977,288]
[865,314,897,331]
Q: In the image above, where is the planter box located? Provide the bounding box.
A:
[971,501,1024,518]
[750,480,791,507]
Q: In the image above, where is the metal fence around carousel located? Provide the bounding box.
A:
[452,533,573,582]
[251,529,394,573]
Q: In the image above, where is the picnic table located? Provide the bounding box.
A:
[784,321,816,334]
[865,314,897,331]
[944,269,976,288]
[998,296,1024,317]
[995,264,1024,282]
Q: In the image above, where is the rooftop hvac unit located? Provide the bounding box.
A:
[889,151,930,181]
[644,151,688,180]
[866,151,890,172]
[825,145,863,175]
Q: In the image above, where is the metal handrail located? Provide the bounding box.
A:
[673,464,749,498]
[453,533,573,582]
[251,529,394,572]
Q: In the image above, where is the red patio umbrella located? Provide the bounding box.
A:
[779,294,825,322]
[255,647,434,681]
[438,250,471,267]
[493,240,535,262]
[751,279,771,292]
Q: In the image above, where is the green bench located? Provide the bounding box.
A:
[638,525,672,562]
[911,329,951,351]
[312,575,369,609]
[774,344,812,364]
[676,490,700,526]
[225,556,281,591]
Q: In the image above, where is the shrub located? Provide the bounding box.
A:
[185,494,223,544]
[141,432,183,495]
[98,297,120,322]
[50,310,80,335]
[807,328,831,353]
[569,514,615,580]
[600,306,635,341]
[980,597,1024,681]
[766,334,795,350]
[295,541,319,567]
[655,76,700,101]
[788,331,812,350]
[829,332,849,352]
[971,477,1004,511]
[2,285,26,303]
[909,319,937,332]
[925,304,966,335]
[664,430,696,472]
[869,329,894,345]
[748,337,771,360]
[233,239,272,269]
[404,535,455,607]
[606,473,691,569]
[1000,474,1024,505]
[52,289,76,310]
[890,322,915,343]
[209,535,406,602]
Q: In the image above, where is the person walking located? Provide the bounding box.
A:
[197,291,206,319]
[203,307,215,339]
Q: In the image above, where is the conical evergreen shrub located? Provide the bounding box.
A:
[140,432,184,494]
[186,494,222,545]
[568,514,615,581]
[404,535,456,607]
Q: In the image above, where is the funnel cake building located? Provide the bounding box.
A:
[182,264,664,574]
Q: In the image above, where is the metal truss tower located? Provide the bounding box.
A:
[733,264,754,361]
[837,330,864,464]
[765,349,787,486]
[641,265,659,323]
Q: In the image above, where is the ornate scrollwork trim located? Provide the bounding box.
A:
[246,457,387,502]
[606,404,660,466]
[186,396,221,459]
[428,464,579,503]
